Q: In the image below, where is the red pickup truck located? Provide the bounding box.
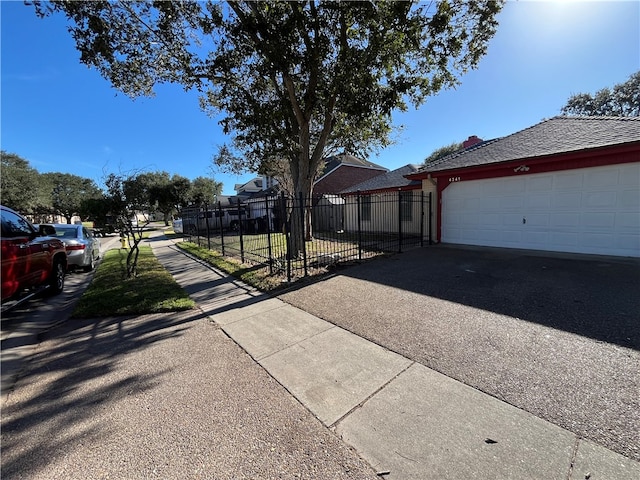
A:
[1,205,68,309]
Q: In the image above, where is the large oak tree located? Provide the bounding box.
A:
[34,0,503,252]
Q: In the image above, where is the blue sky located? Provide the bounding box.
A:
[2,1,638,195]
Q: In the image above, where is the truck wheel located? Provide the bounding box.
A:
[49,259,65,295]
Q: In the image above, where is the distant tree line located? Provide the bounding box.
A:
[1,150,222,226]
[561,71,639,117]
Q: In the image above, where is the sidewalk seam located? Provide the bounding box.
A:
[253,323,337,362]
[329,361,416,430]
[566,436,580,480]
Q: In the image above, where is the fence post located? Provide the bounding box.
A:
[420,191,425,248]
[237,198,245,263]
[204,202,211,251]
[428,191,433,245]
[265,195,273,275]
[218,201,225,256]
[282,192,291,283]
[357,191,362,261]
[299,192,308,277]
[398,189,403,254]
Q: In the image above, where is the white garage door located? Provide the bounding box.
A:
[441,163,640,257]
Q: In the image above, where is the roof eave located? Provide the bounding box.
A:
[409,141,640,180]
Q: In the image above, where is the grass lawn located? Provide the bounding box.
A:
[72,246,196,317]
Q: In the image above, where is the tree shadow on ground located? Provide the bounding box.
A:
[285,245,640,351]
[1,309,211,478]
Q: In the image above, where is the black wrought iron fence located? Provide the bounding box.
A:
[182,190,432,282]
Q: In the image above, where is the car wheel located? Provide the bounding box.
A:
[83,254,95,272]
[48,259,65,295]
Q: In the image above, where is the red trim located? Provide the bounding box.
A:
[409,142,640,182]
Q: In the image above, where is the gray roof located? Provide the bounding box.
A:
[320,154,387,177]
[420,116,640,173]
[341,164,422,193]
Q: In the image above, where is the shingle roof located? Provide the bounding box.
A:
[234,177,263,192]
[340,164,422,193]
[420,116,640,173]
[320,154,387,178]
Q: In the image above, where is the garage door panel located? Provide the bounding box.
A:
[550,213,579,227]
[526,214,550,226]
[526,194,552,208]
[583,213,616,228]
[502,214,523,226]
[585,191,617,208]
[582,233,615,248]
[620,189,640,208]
[617,212,640,228]
[553,192,582,208]
[528,232,549,245]
[619,164,640,186]
[498,196,525,209]
[441,164,640,257]
[586,168,619,187]
[555,171,585,189]
[617,235,640,250]
[526,175,553,191]
[501,230,522,243]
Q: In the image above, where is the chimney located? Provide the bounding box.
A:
[463,135,483,149]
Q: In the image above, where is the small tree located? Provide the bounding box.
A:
[104,172,153,278]
[561,71,640,117]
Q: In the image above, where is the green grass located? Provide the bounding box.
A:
[72,246,196,317]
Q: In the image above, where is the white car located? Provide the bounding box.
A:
[39,223,101,272]
[172,218,183,234]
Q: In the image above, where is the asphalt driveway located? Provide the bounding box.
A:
[277,245,640,461]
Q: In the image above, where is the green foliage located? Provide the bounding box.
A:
[145,172,192,223]
[72,246,195,317]
[561,71,640,117]
[423,141,463,166]
[34,0,504,196]
[1,151,40,211]
[190,176,223,206]
[40,172,102,223]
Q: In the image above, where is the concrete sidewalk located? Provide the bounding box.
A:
[151,234,640,479]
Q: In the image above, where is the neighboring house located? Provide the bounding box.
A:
[329,164,427,236]
[239,157,388,232]
[407,116,640,257]
[313,154,388,196]
[234,177,264,200]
